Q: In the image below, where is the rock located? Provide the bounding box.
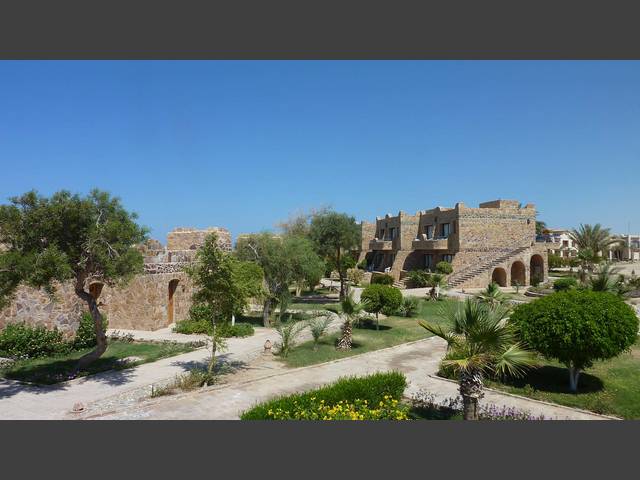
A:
[0,357,15,369]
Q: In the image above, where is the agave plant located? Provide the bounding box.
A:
[336,291,361,350]
[475,282,507,307]
[419,299,536,420]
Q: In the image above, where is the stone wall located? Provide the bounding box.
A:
[167,227,232,252]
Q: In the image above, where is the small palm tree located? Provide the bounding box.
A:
[475,282,507,307]
[589,263,624,294]
[420,299,536,420]
[307,314,333,351]
[336,291,361,350]
[570,224,621,266]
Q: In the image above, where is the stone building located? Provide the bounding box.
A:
[0,227,231,334]
[357,199,548,289]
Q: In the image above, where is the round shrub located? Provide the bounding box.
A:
[361,284,403,328]
[371,274,394,285]
[435,261,453,275]
[407,269,431,288]
[510,290,639,391]
[553,277,577,292]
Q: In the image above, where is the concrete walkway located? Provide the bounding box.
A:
[0,312,343,420]
[88,337,612,421]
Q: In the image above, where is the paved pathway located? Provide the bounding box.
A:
[88,337,612,421]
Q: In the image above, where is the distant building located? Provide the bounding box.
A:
[609,234,640,261]
[537,228,578,258]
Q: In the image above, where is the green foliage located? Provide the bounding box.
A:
[510,290,638,376]
[398,296,419,317]
[553,277,577,291]
[361,284,403,326]
[475,282,507,306]
[571,223,621,258]
[285,234,325,293]
[72,312,108,350]
[261,396,409,420]
[240,372,407,420]
[0,189,147,310]
[435,261,453,275]
[175,304,254,337]
[371,273,394,285]
[151,368,214,397]
[356,259,368,270]
[407,269,431,288]
[307,314,333,349]
[346,268,364,286]
[535,221,547,235]
[274,320,307,357]
[0,323,70,359]
[548,254,564,269]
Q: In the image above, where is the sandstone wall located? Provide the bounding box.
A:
[167,227,232,252]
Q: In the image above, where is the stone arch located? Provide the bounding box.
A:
[491,267,507,287]
[510,261,526,286]
[167,279,180,325]
[530,254,544,285]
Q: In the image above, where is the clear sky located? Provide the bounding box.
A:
[0,61,638,243]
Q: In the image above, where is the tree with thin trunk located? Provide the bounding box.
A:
[309,210,360,300]
[570,223,621,267]
[420,299,536,420]
[0,189,147,374]
[186,232,263,380]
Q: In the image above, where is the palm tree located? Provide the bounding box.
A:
[589,263,624,294]
[570,224,621,264]
[336,291,361,350]
[475,282,508,307]
[419,299,536,420]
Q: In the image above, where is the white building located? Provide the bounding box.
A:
[538,228,578,258]
[610,234,640,261]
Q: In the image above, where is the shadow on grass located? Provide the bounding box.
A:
[235,315,266,327]
[497,365,605,394]
[355,321,392,331]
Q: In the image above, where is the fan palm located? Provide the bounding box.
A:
[475,282,508,307]
[570,224,621,263]
[419,299,536,420]
[336,291,361,350]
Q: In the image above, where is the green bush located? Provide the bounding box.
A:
[407,269,431,288]
[510,290,639,391]
[72,312,108,350]
[0,323,70,360]
[356,259,368,270]
[398,297,419,317]
[361,284,403,325]
[371,274,394,285]
[220,322,255,338]
[553,277,577,291]
[435,261,453,275]
[241,372,407,420]
[174,318,254,338]
[548,254,564,270]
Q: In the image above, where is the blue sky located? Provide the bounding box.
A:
[0,61,638,242]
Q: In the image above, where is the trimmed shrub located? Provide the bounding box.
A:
[175,303,254,337]
[361,284,403,326]
[72,312,108,350]
[0,323,70,360]
[510,290,639,391]
[241,372,407,420]
[553,277,577,292]
[435,261,453,275]
[371,274,394,285]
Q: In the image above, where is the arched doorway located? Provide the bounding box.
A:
[168,279,180,325]
[510,261,526,286]
[530,254,544,285]
[491,267,507,287]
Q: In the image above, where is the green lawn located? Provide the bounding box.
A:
[485,341,640,419]
[280,298,454,368]
[1,340,197,385]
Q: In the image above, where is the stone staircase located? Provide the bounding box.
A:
[446,244,531,289]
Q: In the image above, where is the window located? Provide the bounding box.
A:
[562,240,569,247]
[424,254,434,270]
[389,227,396,240]
[379,228,385,239]
[425,225,434,239]
[442,254,454,263]
[441,223,451,238]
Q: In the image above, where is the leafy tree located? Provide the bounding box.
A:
[285,235,325,296]
[510,290,638,392]
[0,189,147,373]
[309,210,361,299]
[420,300,536,420]
[360,284,403,330]
[475,282,507,307]
[347,267,364,286]
[186,232,263,378]
[336,291,361,350]
[235,233,292,327]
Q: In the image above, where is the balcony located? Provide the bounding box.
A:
[412,235,449,250]
[369,238,393,250]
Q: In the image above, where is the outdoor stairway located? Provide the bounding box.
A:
[446,245,531,288]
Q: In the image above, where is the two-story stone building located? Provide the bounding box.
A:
[357,199,548,289]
